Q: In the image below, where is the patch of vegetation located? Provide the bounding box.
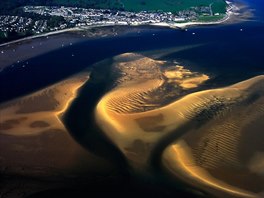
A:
[122,0,226,14]
[211,1,227,13]
[0,0,227,14]
[197,14,225,22]
[0,30,33,43]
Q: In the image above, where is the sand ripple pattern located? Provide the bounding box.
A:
[95,53,264,198]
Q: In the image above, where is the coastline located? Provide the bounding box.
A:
[0,1,240,48]
[153,12,231,28]
[151,0,243,28]
[0,17,230,48]
[0,27,81,47]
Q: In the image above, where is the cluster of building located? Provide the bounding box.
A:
[0,15,50,35]
[0,4,225,39]
[23,6,192,26]
[0,16,32,34]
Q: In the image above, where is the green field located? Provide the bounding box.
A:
[0,0,227,14]
[122,0,227,13]
[197,14,225,22]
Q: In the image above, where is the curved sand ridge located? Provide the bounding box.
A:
[0,71,118,182]
[162,75,264,198]
[96,80,242,168]
[95,52,264,197]
[0,72,90,136]
[96,53,211,167]
[108,53,165,113]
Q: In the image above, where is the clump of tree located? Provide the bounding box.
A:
[0,30,34,44]
[0,0,127,15]
[47,16,66,28]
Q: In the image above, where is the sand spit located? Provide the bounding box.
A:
[0,71,121,197]
[0,71,115,179]
[162,75,264,198]
[0,72,89,136]
[96,80,241,168]
[163,141,257,198]
[96,53,210,167]
[95,52,264,197]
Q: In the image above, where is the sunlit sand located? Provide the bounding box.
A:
[95,52,264,197]
[163,141,256,198]
[0,72,89,136]
[0,71,116,179]
[163,65,209,89]
[162,75,264,198]
[96,53,211,167]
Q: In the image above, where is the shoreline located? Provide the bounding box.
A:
[0,18,229,48]
[0,27,81,47]
[151,0,242,28]
[0,1,239,48]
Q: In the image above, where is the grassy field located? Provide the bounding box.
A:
[122,0,227,13]
[197,14,226,22]
[0,0,227,14]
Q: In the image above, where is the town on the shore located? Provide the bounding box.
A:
[0,1,236,41]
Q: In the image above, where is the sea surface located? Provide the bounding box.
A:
[0,0,263,103]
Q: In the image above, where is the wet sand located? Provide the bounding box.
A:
[0,26,163,72]
[1,51,264,198]
[0,71,89,136]
[0,71,119,197]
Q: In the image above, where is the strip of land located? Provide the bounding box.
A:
[0,0,241,46]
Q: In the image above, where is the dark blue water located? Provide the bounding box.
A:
[0,0,263,103]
